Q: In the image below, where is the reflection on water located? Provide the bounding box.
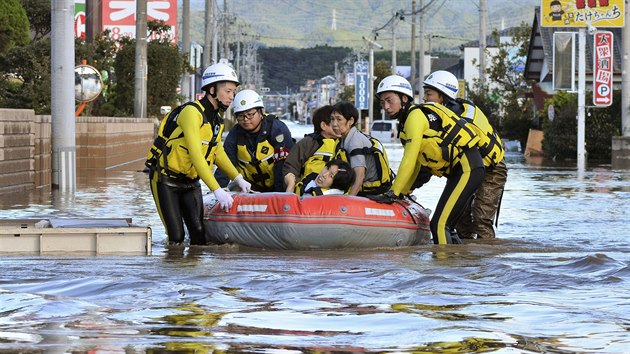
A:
[0,151,629,352]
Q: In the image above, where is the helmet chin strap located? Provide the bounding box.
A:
[217,100,230,111]
[393,96,413,124]
[390,94,412,119]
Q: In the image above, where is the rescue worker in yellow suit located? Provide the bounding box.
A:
[146,63,251,245]
[423,70,507,239]
[377,75,485,245]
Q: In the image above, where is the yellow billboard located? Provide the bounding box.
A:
[541,0,624,27]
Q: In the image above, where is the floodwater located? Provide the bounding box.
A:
[0,146,629,353]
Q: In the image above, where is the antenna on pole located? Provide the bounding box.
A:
[363,36,383,49]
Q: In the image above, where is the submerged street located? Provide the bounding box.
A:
[0,148,629,352]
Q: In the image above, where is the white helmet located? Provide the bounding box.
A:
[423,70,458,100]
[232,89,264,113]
[201,63,239,91]
[376,75,413,99]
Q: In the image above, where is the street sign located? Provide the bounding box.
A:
[540,0,624,28]
[354,61,369,110]
[593,30,613,107]
[74,0,86,39]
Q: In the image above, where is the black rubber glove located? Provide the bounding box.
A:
[367,190,401,204]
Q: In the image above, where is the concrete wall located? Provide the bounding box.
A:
[612,136,630,169]
[34,114,52,189]
[76,116,154,173]
[0,109,154,195]
[0,109,37,194]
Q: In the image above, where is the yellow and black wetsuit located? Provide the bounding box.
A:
[392,102,485,245]
[146,96,239,245]
[454,99,504,167]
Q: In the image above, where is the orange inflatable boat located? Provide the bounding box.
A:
[203,192,432,250]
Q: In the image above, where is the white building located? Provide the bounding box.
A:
[460,27,518,91]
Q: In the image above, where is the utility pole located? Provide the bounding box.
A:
[181,0,190,101]
[391,12,398,75]
[363,36,383,129]
[334,61,339,102]
[222,0,229,60]
[623,3,630,137]
[577,27,586,173]
[418,0,425,101]
[236,23,241,73]
[212,15,218,64]
[204,0,214,68]
[479,0,487,91]
[410,0,416,96]
[85,0,101,43]
[51,0,76,192]
[613,2,630,169]
[134,0,147,118]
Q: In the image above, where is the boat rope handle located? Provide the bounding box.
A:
[394,200,417,225]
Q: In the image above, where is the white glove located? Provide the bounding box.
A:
[213,188,233,211]
[233,174,252,193]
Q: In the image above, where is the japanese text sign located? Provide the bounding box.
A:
[593,31,613,106]
[541,0,624,28]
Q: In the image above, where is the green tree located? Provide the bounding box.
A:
[541,90,621,161]
[147,39,181,116]
[0,0,30,53]
[0,39,51,113]
[338,85,354,102]
[113,20,183,116]
[0,0,47,112]
[259,45,352,91]
[21,0,50,41]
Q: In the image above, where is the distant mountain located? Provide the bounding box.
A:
[185,0,540,51]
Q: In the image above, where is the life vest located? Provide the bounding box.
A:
[146,97,222,181]
[296,180,343,197]
[400,102,480,177]
[456,99,504,167]
[296,182,325,196]
[336,133,393,195]
[300,134,339,180]
[293,134,339,197]
[234,114,284,192]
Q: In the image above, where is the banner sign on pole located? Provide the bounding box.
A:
[74,0,86,39]
[540,0,624,28]
[354,61,369,110]
[593,30,613,107]
[102,0,178,42]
